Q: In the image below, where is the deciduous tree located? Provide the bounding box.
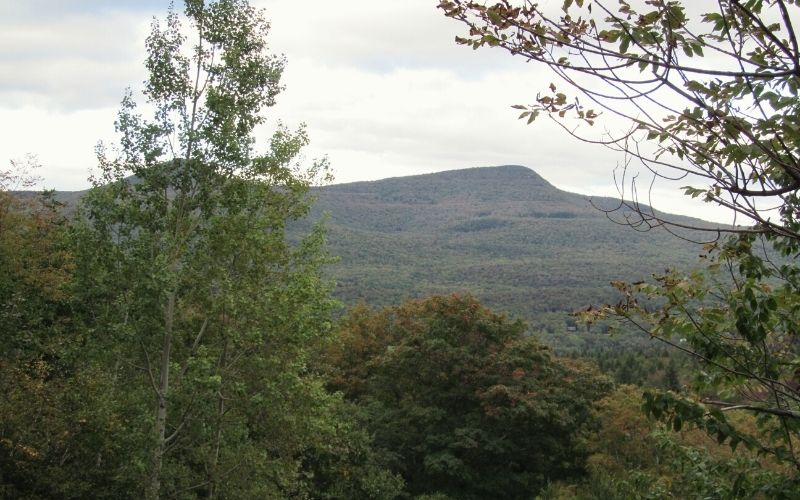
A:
[69,1,341,497]
[325,295,611,499]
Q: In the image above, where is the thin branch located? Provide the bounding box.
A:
[140,340,162,400]
[179,317,209,381]
[701,399,800,419]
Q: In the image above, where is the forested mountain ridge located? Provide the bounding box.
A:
[38,165,714,320]
[299,165,714,316]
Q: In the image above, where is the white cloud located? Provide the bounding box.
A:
[0,12,151,110]
[262,0,518,75]
[0,0,739,224]
[0,106,119,190]
[267,58,622,186]
[0,1,164,21]
[0,58,143,110]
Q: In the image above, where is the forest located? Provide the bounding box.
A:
[2,0,800,498]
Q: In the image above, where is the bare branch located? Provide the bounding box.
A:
[702,399,800,419]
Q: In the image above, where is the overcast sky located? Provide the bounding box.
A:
[0,0,733,222]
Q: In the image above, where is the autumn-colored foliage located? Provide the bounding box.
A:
[324,294,612,499]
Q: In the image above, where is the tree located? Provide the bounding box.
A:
[438,0,800,240]
[597,242,800,481]
[0,157,80,497]
[68,1,342,497]
[662,357,681,392]
[439,0,800,484]
[324,295,611,499]
[543,385,792,499]
[0,156,71,347]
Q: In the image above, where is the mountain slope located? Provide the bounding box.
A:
[35,165,713,324]
[301,165,711,317]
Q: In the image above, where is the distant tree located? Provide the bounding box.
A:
[600,246,800,479]
[324,294,612,499]
[543,385,793,499]
[0,157,79,497]
[615,360,636,385]
[663,358,681,392]
[0,156,71,347]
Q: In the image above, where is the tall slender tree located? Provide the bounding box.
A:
[70,1,339,497]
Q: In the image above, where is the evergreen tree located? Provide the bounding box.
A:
[663,359,681,392]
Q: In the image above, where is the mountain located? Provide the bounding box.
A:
[300,165,712,320]
[34,165,714,331]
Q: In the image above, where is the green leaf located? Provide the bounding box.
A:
[600,30,620,43]
[619,36,631,54]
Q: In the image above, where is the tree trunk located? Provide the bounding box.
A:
[146,291,175,500]
[207,333,230,500]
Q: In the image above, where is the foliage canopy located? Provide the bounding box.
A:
[0,1,382,498]
[325,294,612,499]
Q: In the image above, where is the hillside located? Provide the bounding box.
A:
[37,165,715,330]
[300,165,712,320]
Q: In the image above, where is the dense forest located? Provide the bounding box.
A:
[3,0,800,498]
[297,165,713,315]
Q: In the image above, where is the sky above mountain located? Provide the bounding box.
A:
[0,0,733,223]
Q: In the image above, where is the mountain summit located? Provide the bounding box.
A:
[321,165,561,205]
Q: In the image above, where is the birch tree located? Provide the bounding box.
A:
[71,1,338,497]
